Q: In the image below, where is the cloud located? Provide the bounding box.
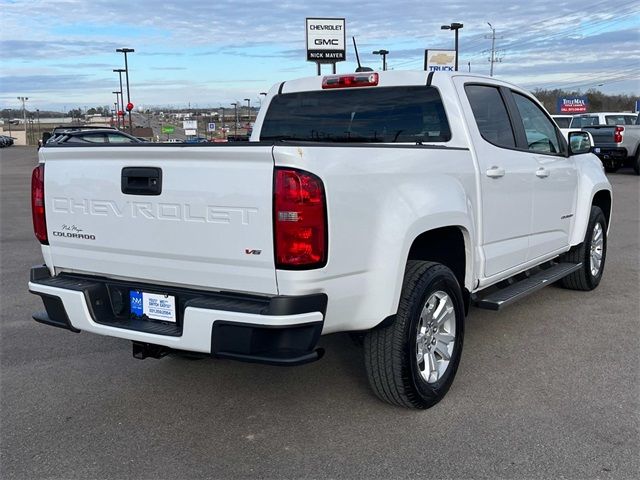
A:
[0,0,637,108]
[0,40,122,60]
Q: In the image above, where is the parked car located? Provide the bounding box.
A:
[583,113,640,174]
[30,71,611,409]
[184,137,208,144]
[569,112,637,128]
[0,135,15,147]
[46,128,144,145]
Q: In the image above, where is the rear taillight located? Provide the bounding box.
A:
[274,168,327,269]
[614,126,624,143]
[31,164,48,244]
[322,72,379,89]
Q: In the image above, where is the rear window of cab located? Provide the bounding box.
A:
[260,86,451,143]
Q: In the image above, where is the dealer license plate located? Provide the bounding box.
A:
[130,290,176,323]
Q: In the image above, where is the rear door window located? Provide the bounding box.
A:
[261,86,451,143]
[465,85,516,148]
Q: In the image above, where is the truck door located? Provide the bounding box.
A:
[508,90,578,260]
[458,82,536,277]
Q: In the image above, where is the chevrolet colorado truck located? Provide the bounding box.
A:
[29,71,612,409]
[582,113,640,174]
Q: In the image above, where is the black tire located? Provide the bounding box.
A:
[604,165,619,173]
[560,206,607,291]
[363,261,465,409]
[633,150,640,175]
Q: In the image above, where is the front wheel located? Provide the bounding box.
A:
[560,206,607,291]
[364,261,465,409]
[633,150,639,175]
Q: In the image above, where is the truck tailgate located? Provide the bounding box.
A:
[582,125,616,145]
[41,145,278,295]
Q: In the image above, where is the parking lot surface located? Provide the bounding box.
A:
[1,146,638,479]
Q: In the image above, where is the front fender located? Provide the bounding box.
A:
[569,153,612,246]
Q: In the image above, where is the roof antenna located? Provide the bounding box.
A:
[353,36,373,72]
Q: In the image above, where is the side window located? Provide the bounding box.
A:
[107,134,136,143]
[66,134,107,143]
[465,85,516,148]
[512,92,561,154]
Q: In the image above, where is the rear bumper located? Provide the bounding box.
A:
[28,266,326,366]
[593,147,628,166]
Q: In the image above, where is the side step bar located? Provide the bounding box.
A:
[473,262,582,311]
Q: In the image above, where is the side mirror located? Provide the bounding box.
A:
[568,131,592,155]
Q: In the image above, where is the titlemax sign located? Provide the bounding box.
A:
[52,197,258,225]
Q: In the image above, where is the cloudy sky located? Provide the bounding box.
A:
[1,0,638,111]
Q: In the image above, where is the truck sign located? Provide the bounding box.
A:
[306,18,346,63]
[424,49,456,72]
[557,97,589,114]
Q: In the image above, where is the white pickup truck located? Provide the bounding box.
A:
[29,71,612,409]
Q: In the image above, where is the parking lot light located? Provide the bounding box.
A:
[441,23,463,71]
[244,98,251,123]
[230,102,238,137]
[115,48,135,133]
[372,50,389,71]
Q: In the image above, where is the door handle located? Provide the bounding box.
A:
[536,167,550,178]
[486,166,505,178]
[121,167,163,195]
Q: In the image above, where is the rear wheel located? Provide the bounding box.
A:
[560,206,607,291]
[364,261,465,409]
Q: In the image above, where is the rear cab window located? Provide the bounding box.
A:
[605,115,637,125]
[260,86,451,143]
[570,116,598,128]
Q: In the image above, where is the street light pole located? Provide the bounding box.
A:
[115,48,135,134]
[441,22,464,71]
[230,102,238,137]
[112,91,121,128]
[113,69,126,123]
[17,96,28,145]
[244,98,251,123]
[372,50,389,71]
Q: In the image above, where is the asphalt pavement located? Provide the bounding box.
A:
[1,146,638,479]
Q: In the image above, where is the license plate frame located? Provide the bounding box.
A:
[130,290,177,323]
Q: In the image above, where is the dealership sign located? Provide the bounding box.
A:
[424,49,456,72]
[183,120,197,130]
[306,18,346,63]
[161,125,175,134]
[557,97,589,113]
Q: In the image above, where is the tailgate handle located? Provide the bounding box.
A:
[121,167,162,196]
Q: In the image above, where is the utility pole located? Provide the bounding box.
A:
[17,96,28,145]
[485,23,502,77]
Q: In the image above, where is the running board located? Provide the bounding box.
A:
[473,262,582,311]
